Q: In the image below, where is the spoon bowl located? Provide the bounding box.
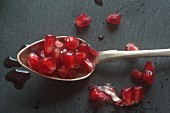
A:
[17,36,95,81]
[18,36,170,81]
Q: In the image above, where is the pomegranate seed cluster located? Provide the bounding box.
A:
[27,34,98,79]
[89,60,155,106]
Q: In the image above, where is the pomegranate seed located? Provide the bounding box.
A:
[144,61,156,75]
[55,40,64,48]
[141,70,154,84]
[61,51,77,68]
[58,66,77,79]
[27,53,39,71]
[65,36,79,49]
[121,87,134,106]
[81,59,94,73]
[39,57,56,74]
[89,85,110,101]
[75,13,92,27]
[78,42,89,58]
[50,48,61,67]
[125,43,139,51]
[75,52,86,64]
[88,46,99,57]
[131,69,142,80]
[106,12,121,25]
[133,86,144,104]
[44,34,56,53]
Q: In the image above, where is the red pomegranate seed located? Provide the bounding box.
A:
[141,70,154,84]
[44,34,56,53]
[65,36,79,49]
[106,12,121,25]
[121,87,134,106]
[89,85,110,101]
[39,57,56,74]
[78,42,89,58]
[75,13,92,27]
[133,86,144,104]
[27,53,39,71]
[55,40,64,48]
[81,59,94,73]
[144,60,156,75]
[58,66,77,79]
[88,46,99,57]
[51,48,61,67]
[131,69,142,80]
[61,51,77,68]
[75,52,86,64]
[125,43,139,51]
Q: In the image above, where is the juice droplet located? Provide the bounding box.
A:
[5,69,31,90]
[98,36,104,41]
[3,56,21,68]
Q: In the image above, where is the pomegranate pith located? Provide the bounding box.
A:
[106,12,121,25]
[75,13,92,27]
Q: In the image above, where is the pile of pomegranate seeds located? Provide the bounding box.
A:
[89,84,144,106]
[125,43,139,51]
[131,60,155,85]
[106,12,122,25]
[75,13,92,28]
[27,35,98,79]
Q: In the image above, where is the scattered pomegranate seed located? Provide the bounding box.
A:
[75,13,92,28]
[75,52,86,64]
[61,51,77,68]
[141,70,154,85]
[144,60,156,75]
[121,87,134,106]
[78,42,89,58]
[131,69,142,80]
[106,12,121,25]
[125,43,139,51]
[65,36,79,49]
[27,53,39,71]
[133,86,144,104]
[58,66,77,79]
[39,57,56,74]
[44,34,56,53]
[55,40,64,48]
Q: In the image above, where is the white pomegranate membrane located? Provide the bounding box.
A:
[27,35,98,79]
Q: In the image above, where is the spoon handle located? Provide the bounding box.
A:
[97,49,170,63]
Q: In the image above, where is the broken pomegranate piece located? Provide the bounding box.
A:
[39,57,56,74]
[27,53,39,71]
[121,87,134,106]
[65,36,79,49]
[75,13,92,27]
[133,86,144,104]
[106,12,121,25]
[125,43,139,51]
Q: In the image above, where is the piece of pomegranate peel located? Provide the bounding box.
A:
[125,43,139,51]
[27,53,39,71]
[89,84,123,106]
[44,34,56,53]
[75,13,92,27]
[106,12,122,25]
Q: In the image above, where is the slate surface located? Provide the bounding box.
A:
[0,0,170,113]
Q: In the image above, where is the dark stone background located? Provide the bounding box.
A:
[0,0,170,113]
